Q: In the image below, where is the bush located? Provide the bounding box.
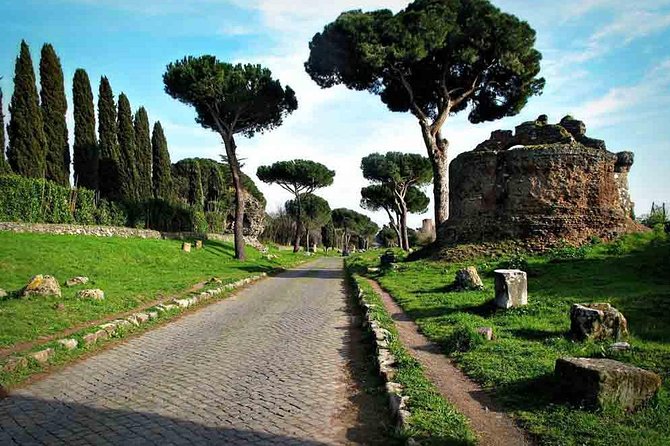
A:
[444,324,486,353]
[547,242,588,263]
[499,253,528,271]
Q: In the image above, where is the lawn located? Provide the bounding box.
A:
[0,232,306,348]
[347,230,670,445]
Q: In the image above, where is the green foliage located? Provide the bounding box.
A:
[72,69,98,191]
[0,174,95,224]
[0,87,11,175]
[377,225,399,247]
[133,107,153,199]
[640,202,668,229]
[97,76,121,200]
[547,242,589,263]
[444,324,486,353]
[321,222,337,250]
[116,93,139,201]
[151,121,173,200]
[257,159,335,195]
[7,40,47,178]
[39,43,70,186]
[306,0,544,123]
[163,57,298,138]
[285,193,332,230]
[361,152,432,188]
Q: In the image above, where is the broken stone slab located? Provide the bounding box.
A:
[82,332,98,346]
[174,299,191,309]
[477,327,494,341]
[148,311,159,320]
[126,315,140,327]
[454,266,484,291]
[135,312,150,324]
[77,289,105,301]
[555,357,661,411]
[182,242,191,252]
[98,323,118,335]
[494,269,527,309]
[22,275,61,298]
[112,319,132,329]
[94,329,109,342]
[57,339,78,350]
[3,356,28,372]
[570,303,628,341]
[65,276,89,287]
[31,348,55,364]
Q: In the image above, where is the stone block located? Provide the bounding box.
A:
[555,357,661,411]
[65,276,89,287]
[82,332,98,346]
[31,348,55,364]
[494,269,527,308]
[477,327,494,341]
[57,339,78,350]
[77,289,105,301]
[570,303,628,341]
[135,312,150,324]
[22,275,61,298]
[148,311,159,320]
[182,242,191,252]
[453,266,484,291]
[194,240,203,249]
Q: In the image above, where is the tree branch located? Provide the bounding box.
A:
[392,67,428,123]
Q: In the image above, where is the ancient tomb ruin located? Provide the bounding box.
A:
[440,115,639,248]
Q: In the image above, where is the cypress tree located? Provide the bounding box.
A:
[7,40,46,178]
[72,68,98,190]
[133,106,152,199]
[151,121,172,200]
[117,93,138,201]
[98,76,120,200]
[40,43,70,186]
[0,87,12,175]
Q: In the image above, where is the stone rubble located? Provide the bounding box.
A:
[570,303,628,341]
[65,276,89,287]
[494,269,528,309]
[21,275,61,298]
[77,289,105,301]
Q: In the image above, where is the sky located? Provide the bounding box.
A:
[0,0,669,229]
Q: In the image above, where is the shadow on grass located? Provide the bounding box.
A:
[510,328,568,341]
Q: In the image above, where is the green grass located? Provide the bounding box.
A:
[347,231,670,445]
[0,232,308,348]
[351,275,477,445]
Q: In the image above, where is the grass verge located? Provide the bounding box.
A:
[347,268,477,445]
[347,230,670,445]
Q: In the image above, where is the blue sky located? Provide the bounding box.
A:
[1,0,669,228]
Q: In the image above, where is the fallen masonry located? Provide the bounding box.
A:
[570,303,628,341]
[494,269,528,309]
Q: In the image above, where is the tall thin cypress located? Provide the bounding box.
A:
[72,69,98,190]
[0,86,12,174]
[7,40,46,178]
[98,76,120,200]
[133,106,152,199]
[151,121,172,200]
[117,93,138,201]
[40,43,70,186]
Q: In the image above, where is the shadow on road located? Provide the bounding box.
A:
[0,395,330,445]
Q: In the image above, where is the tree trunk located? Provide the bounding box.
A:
[421,126,449,229]
[293,194,302,252]
[223,135,246,261]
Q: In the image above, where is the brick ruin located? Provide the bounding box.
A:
[439,115,641,248]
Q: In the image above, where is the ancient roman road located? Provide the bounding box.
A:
[0,257,390,445]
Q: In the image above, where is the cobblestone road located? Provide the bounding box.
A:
[0,257,378,445]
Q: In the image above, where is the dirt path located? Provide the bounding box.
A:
[366,278,532,446]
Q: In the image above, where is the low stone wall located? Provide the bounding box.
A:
[0,222,162,239]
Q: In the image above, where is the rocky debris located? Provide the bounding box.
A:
[82,332,98,346]
[610,342,631,352]
[494,269,528,309]
[22,275,61,298]
[477,327,494,341]
[58,339,78,350]
[560,116,606,150]
[570,303,628,341]
[135,312,150,324]
[99,323,118,335]
[0,222,162,239]
[209,277,223,284]
[3,356,28,372]
[77,289,105,301]
[182,242,191,252]
[148,311,159,320]
[555,357,661,411]
[0,288,7,298]
[65,276,89,287]
[156,303,178,312]
[453,266,484,291]
[31,348,55,364]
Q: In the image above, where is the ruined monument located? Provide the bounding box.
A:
[439,115,640,248]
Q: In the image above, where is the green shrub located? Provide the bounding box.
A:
[499,253,528,271]
[605,238,626,256]
[205,211,227,233]
[94,199,127,226]
[0,175,84,224]
[444,324,486,353]
[547,242,588,263]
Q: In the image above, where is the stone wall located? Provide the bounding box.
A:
[439,116,641,248]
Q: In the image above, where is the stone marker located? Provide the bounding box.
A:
[82,332,98,346]
[182,242,191,252]
[65,276,89,287]
[135,312,150,323]
[0,288,7,298]
[477,327,494,341]
[570,303,628,341]
[454,266,484,291]
[77,289,105,301]
[22,275,61,298]
[195,240,203,249]
[494,269,527,308]
[31,348,55,364]
[555,357,661,411]
[58,339,78,350]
